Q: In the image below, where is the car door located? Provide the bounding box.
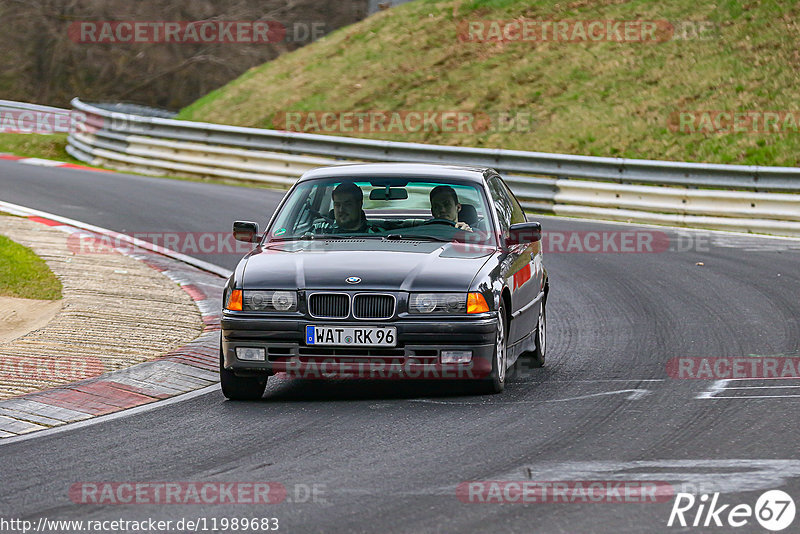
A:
[487,176,536,345]
[501,178,544,332]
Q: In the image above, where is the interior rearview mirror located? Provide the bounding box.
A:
[369,187,409,200]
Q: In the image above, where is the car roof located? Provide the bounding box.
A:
[298,163,493,184]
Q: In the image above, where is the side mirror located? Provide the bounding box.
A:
[507,222,541,246]
[233,221,261,243]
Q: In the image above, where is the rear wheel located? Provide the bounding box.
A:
[474,302,507,394]
[220,346,268,401]
[529,301,546,368]
[521,293,547,368]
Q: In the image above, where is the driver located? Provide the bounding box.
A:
[311,182,377,234]
[429,185,472,232]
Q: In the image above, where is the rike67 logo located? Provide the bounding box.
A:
[668,490,796,531]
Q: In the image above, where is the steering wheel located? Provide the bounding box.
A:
[305,200,334,222]
[423,218,456,227]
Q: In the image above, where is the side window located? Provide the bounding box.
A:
[317,185,333,218]
[488,177,512,233]
[500,179,526,225]
[292,184,331,233]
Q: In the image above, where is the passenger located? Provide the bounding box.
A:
[429,185,472,231]
[312,182,377,234]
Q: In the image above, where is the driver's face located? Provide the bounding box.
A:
[430,193,460,222]
[333,192,361,229]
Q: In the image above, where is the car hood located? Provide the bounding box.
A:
[242,240,495,292]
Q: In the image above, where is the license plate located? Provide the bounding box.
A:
[306,326,397,347]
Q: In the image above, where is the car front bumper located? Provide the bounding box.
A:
[221,313,498,380]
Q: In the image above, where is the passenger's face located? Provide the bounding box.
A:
[333,192,361,229]
[431,193,459,222]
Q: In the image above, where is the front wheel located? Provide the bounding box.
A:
[220,347,268,400]
[474,303,507,394]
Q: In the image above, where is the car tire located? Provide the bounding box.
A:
[219,346,268,401]
[527,300,546,368]
[474,302,507,394]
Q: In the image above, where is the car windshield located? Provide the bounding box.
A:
[266,177,497,246]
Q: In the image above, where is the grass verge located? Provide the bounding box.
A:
[0,133,83,163]
[0,232,63,300]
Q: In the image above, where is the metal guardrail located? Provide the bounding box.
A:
[0,99,70,114]
[86,102,177,119]
[25,98,789,237]
[0,100,72,134]
[70,99,800,191]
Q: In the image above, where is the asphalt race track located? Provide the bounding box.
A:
[1,160,799,533]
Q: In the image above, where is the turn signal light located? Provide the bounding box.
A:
[227,289,243,311]
[467,292,490,314]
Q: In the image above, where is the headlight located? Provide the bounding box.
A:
[244,290,297,312]
[271,291,295,311]
[409,293,466,314]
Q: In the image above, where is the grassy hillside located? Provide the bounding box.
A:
[179,0,800,166]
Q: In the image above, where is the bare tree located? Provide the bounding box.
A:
[0,0,368,109]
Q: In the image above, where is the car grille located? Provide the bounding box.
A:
[308,293,349,318]
[353,294,395,319]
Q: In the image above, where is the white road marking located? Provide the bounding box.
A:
[546,389,651,401]
[329,460,800,498]
[723,385,800,389]
[708,395,800,399]
[499,460,800,496]
[410,387,652,405]
[697,378,800,399]
[18,158,62,167]
[696,379,730,399]
[546,379,665,383]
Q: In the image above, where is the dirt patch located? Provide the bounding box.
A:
[0,296,61,344]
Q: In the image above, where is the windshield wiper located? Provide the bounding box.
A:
[278,234,446,242]
[269,234,329,241]
[384,234,449,242]
[297,234,387,240]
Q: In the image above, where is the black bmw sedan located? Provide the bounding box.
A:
[221,163,548,399]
